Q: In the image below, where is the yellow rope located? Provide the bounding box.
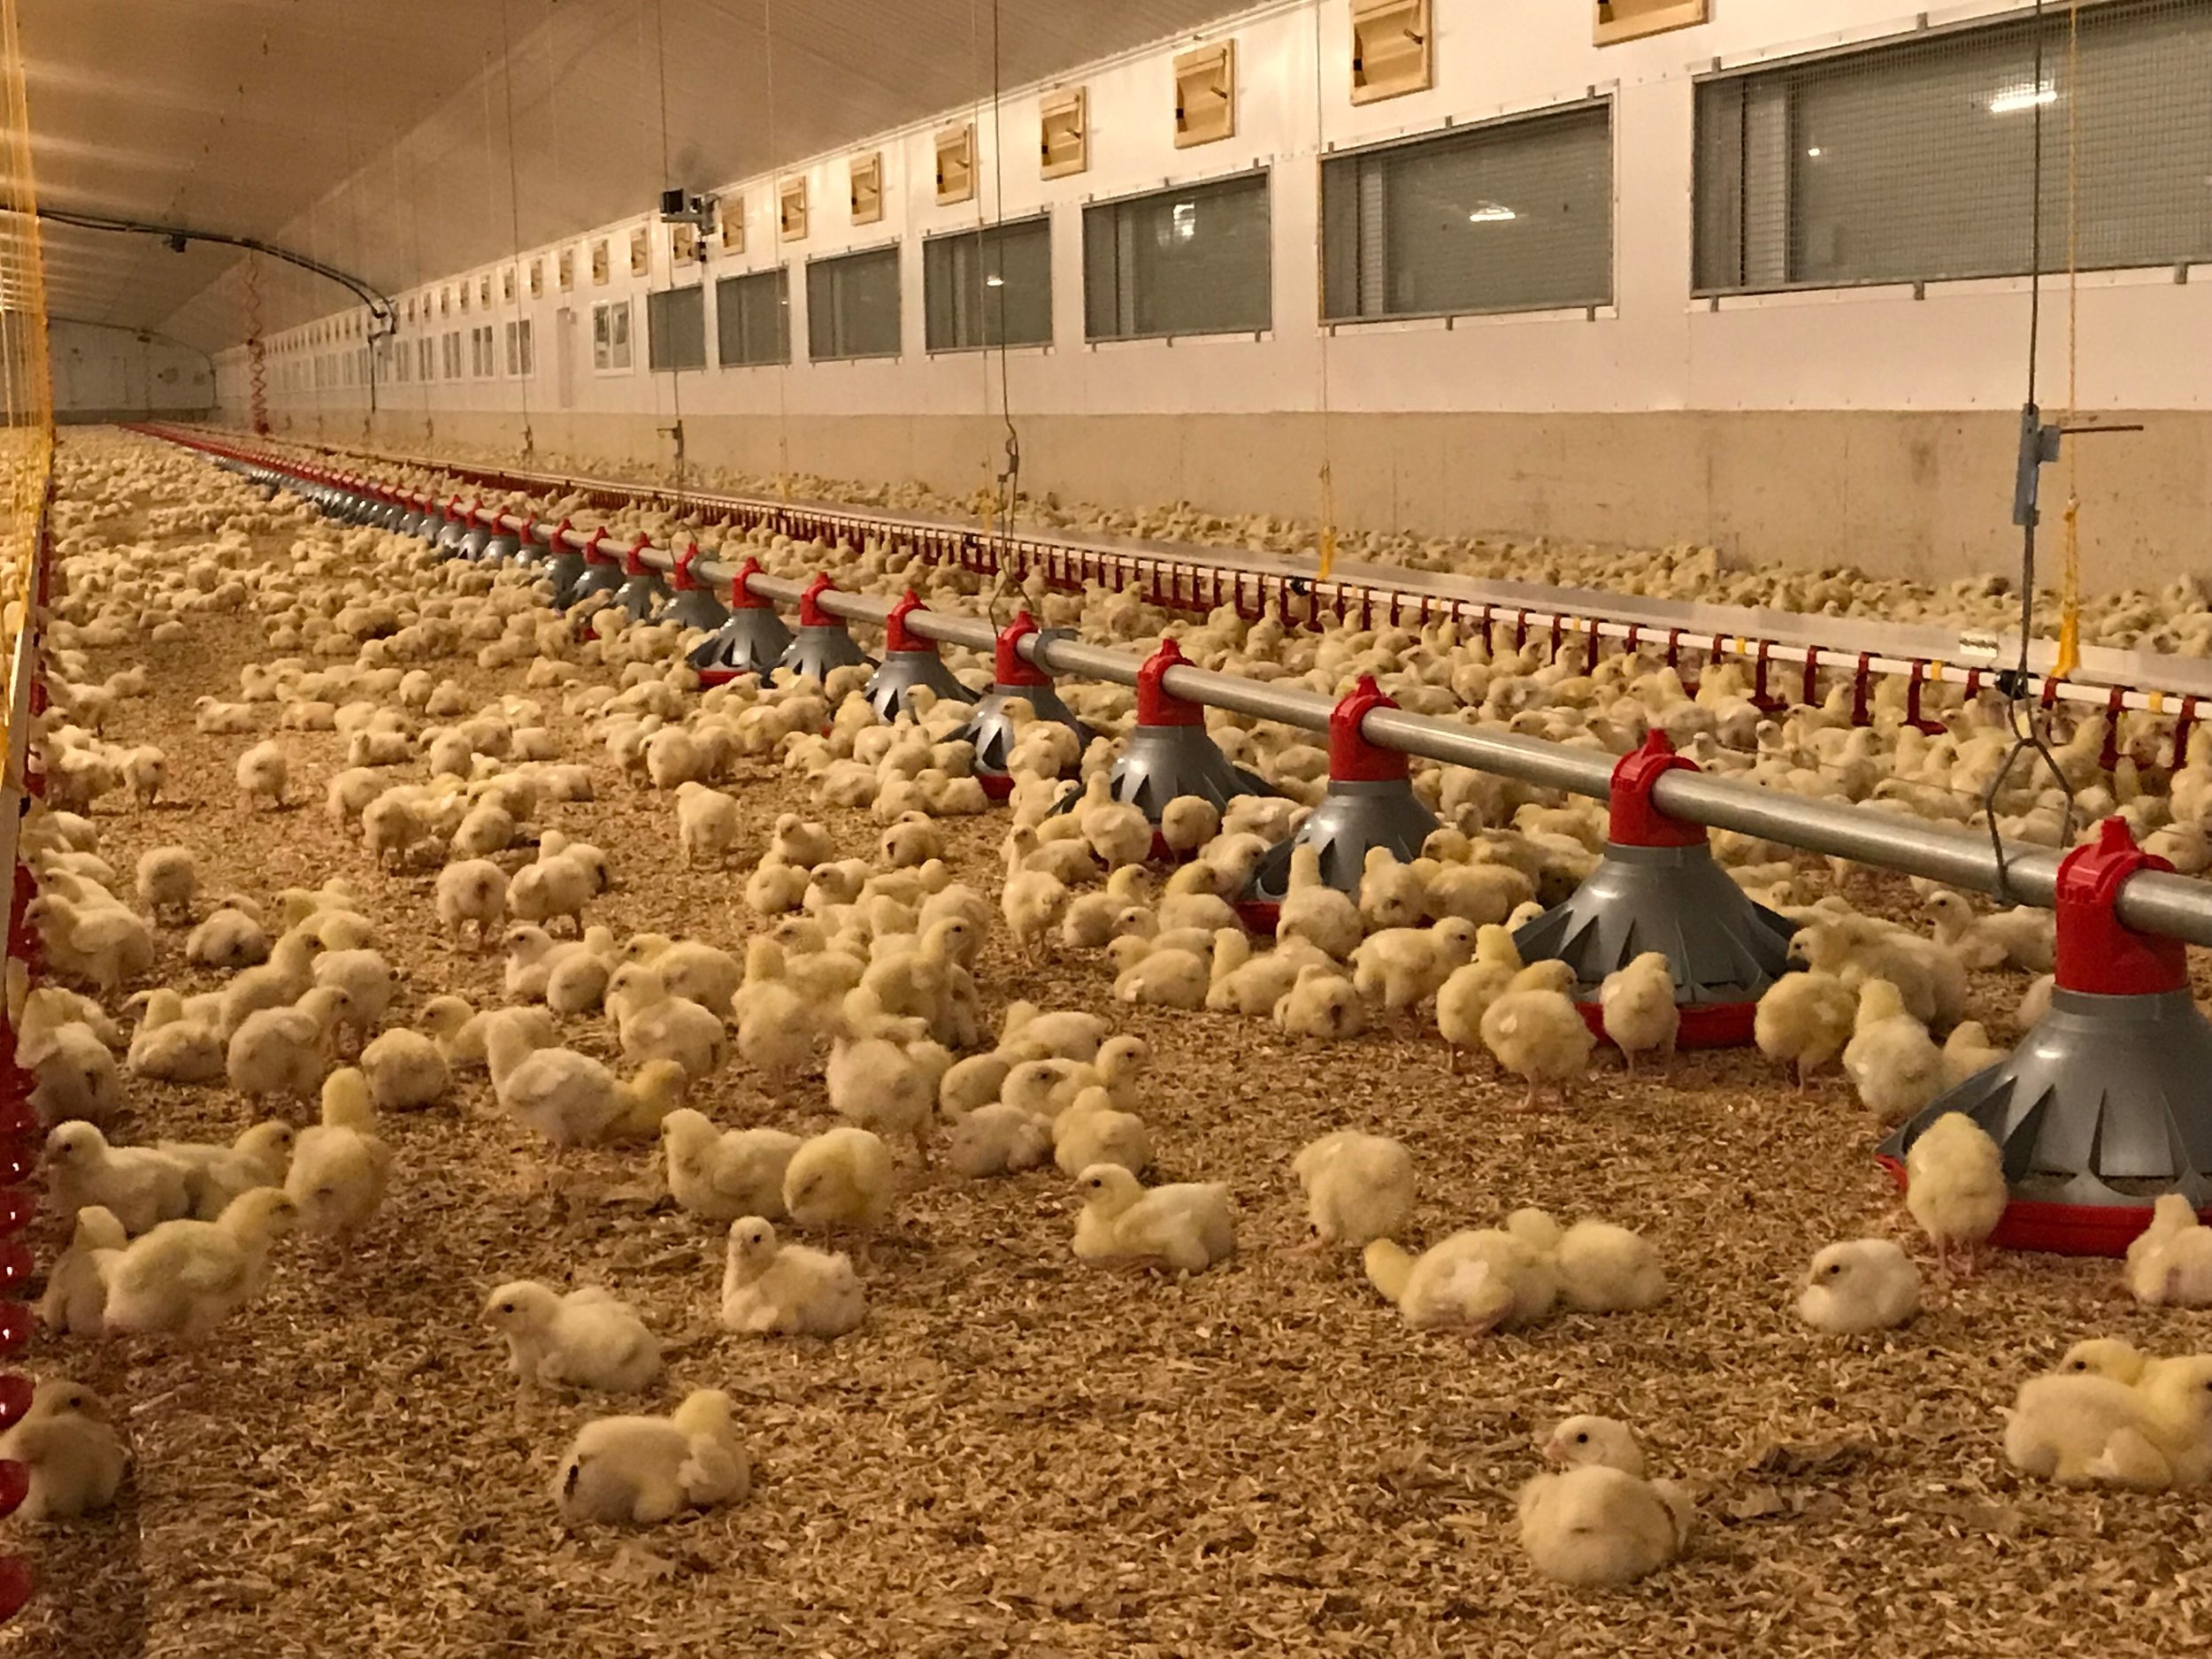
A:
[2054,0,2084,679]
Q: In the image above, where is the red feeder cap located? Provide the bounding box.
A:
[0,1374,30,1433]
[1327,675,1407,783]
[2055,817,2185,995]
[727,556,770,609]
[884,590,934,655]
[581,532,618,567]
[621,536,652,577]
[672,542,703,591]
[1135,638,1204,728]
[798,572,839,628]
[546,517,573,549]
[1606,731,1707,849]
[994,611,1048,687]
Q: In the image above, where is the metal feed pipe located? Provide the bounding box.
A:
[171,430,2212,950]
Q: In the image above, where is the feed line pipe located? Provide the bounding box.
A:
[203,443,2212,950]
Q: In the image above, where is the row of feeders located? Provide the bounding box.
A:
[864,593,978,723]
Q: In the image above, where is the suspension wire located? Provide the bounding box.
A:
[764,0,791,503]
[1310,0,1339,585]
[2055,0,2084,680]
[649,0,687,492]
[1981,0,2080,901]
[498,0,536,457]
[974,0,1020,626]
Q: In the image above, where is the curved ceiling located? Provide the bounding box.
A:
[22,0,1248,350]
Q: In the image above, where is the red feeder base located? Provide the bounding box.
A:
[1573,997,1760,1051]
[1875,1156,2165,1258]
[1233,899,1282,937]
[978,772,1015,802]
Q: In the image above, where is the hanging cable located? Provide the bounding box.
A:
[648,0,688,493]
[2054,0,2085,680]
[764,0,792,503]
[498,0,537,459]
[1310,0,1340,585]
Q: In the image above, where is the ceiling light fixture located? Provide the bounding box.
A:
[1468,203,1517,223]
[1988,81,2057,114]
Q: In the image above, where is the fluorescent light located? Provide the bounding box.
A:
[1468,203,1517,224]
[984,274,1005,288]
[1989,81,2057,114]
[1805,146,1824,157]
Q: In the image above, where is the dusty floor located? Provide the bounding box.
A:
[11,445,2212,1658]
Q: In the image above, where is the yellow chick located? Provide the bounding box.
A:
[1840,979,1945,1122]
[1479,961,1594,1109]
[781,1126,896,1234]
[1051,1087,1152,1178]
[719,1217,868,1337]
[1939,1021,2008,1089]
[1433,926,1523,1072]
[1504,1208,1667,1313]
[1363,1228,1559,1336]
[2124,1194,2212,1307]
[1517,1416,1694,1587]
[1795,1239,1921,1335]
[1596,952,1679,1072]
[97,1187,299,1342]
[1903,1112,2008,1278]
[1070,1164,1236,1274]
[552,1389,749,1525]
[659,1110,802,1223]
[286,1069,393,1245]
[1290,1130,1416,1252]
[39,1205,125,1335]
[1753,970,1857,1088]
[0,1379,127,1519]
[481,1280,662,1392]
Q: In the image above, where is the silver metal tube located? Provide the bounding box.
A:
[1363,708,1620,797]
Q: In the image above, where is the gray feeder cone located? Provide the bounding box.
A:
[778,573,874,686]
[614,565,671,618]
[457,525,492,559]
[957,614,1093,787]
[1240,676,1437,902]
[864,590,979,722]
[566,554,626,607]
[1881,818,2212,1256]
[688,609,793,680]
[1509,732,1792,1045]
[434,518,470,557]
[659,587,730,631]
[481,531,520,563]
[1090,637,1275,824]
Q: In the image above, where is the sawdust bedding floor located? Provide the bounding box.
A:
[12,495,2212,1659]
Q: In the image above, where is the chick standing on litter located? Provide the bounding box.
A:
[1902,1112,2008,1278]
[552,1389,750,1525]
[1517,1416,1694,1588]
[1795,1239,1921,1334]
[481,1280,663,1393]
[1596,952,1678,1072]
[286,1068,394,1248]
[1479,961,1594,1109]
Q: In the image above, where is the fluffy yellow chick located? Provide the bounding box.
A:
[1795,1239,1921,1335]
[1071,1164,1236,1274]
[1271,963,1370,1040]
[157,1120,295,1220]
[1363,1229,1559,1336]
[286,1069,393,1246]
[1051,1087,1152,1178]
[1276,844,1363,961]
[1939,1021,2008,1088]
[97,1187,298,1342]
[660,1110,801,1223]
[2003,1356,2212,1490]
[1433,926,1524,1072]
[1753,970,1857,1088]
[1840,979,1945,1122]
[1903,1112,2008,1278]
[1504,1208,1668,1313]
[1479,961,1594,1109]
[1596,952,1679,1072]
[485,1013,688,1147]
[552,1389,749,1525]
[0,1379,127,1519]
[719,1217,869,1337]
[1290,1130,1416,1252]
[45,1120,191,1235]
[943,1102,1054,1178]
[1517,1416,1694,1587]
[781,1126,896,1233]
[39,1205,125,1335]
[2124,1194,2212,1307]
[482,1280,662,1393]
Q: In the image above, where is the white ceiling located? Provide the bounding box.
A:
[22,0,1250,351]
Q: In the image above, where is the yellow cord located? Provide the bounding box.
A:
[2054,0,2084,679]
[1317,461,1339,582]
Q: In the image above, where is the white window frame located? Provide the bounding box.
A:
[592,299,634,373]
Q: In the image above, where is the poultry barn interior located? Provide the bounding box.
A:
[6,0,2212,1654]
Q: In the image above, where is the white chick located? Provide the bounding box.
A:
[1363,1229,1559,1335]
[1504,1209,1667,1313]
[1939,1020,2007,1088]
[719,1217,869,1337]
[286,1069,393,1245]
[235,740,288,808]
[1597,951,1678,1071]
[1290,1131,1415,1251]
[1753,969,1858,1087]
[0,1380,127,1519]
[1517,1416,1694,1588]
[659,1110,802,1223]
[157,1121,296,1220]
[1480,962,1595,1109]
[39,1205,126,1335]
[826,1033,949,1164]
[552,1389,749,1526]
[2124,1194,2212,1307]
[2002,1357,2212,1490]
[134,846,196,924]
[1070,1164,1236,1273]
[781,1126,896,1233]
[944,1102,1054,1178]
[44,1120,190,1235]
[97,1187,298,1341]
[1051,1086,1152,1178]
[1796,1239,1921,1334]
[1840,979,1945,1122]
[1271,963,1370,1040]
[359,1027,451,1111]
[482,1280,663,1393]
[1903,1112,2008,1278]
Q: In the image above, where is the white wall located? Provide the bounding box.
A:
[57,320,214,419]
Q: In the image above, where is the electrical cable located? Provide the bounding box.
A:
[764,0,792,503]
[497,0,537,458]
[649,0,687,492]
[1310,0,1339,585]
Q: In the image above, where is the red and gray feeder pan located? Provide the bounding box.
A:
[613,537,673,619]
[778,572,877,685]
[479,524,522,564]
[956,610,1096,800]
[540,520,591,597]
[1512,730,1795,1048]
[863,590,982,723]
[1096,637,1275,826]
[432,499,473,557]
[1879,818,2212,1257]
[687,556,795,685]
[564,533,636,607]
[1236,675,1439,930]
[657,542,731,632]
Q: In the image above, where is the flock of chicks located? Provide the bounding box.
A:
[12,428,2212,1594]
